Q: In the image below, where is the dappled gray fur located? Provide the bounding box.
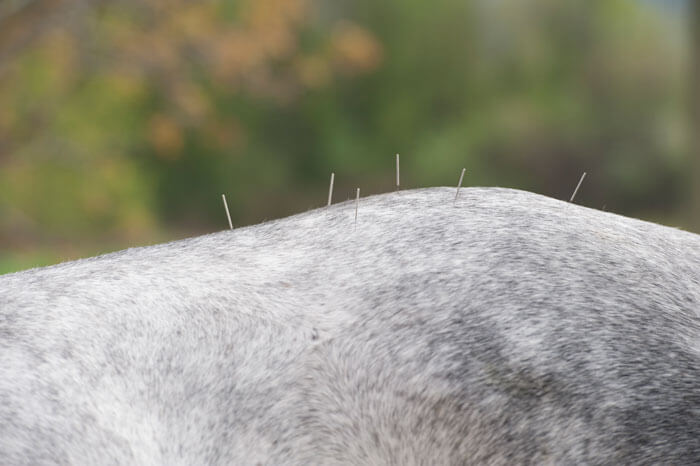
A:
[1,187,700,465]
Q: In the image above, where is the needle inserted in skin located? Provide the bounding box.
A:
[354,188,360,229]
[454,168,466,205]
[396,154,400,190]
[327,172,335,207]
[221,194,233,230]
[570,172,587,203]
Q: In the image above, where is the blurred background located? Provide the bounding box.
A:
[0,0,696,274]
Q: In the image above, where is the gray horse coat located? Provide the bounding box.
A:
[1,187,699,464]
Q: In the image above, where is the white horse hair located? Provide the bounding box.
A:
[1,187,699,464]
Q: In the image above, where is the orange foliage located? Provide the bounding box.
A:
[330,21,383,76]
[148,114,183,159]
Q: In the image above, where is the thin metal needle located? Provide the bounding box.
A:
[327,172,335,207]
[396,154,400,190]
[221,194,233,230]
[354,188,360,229]
[570,172,587,203]
[454,168,466,205]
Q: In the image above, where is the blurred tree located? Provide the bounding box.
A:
[320,0,686,210]
[692,0,700,229]
[0,0,692,274]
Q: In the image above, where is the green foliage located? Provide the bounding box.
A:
[0,0,690,273]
